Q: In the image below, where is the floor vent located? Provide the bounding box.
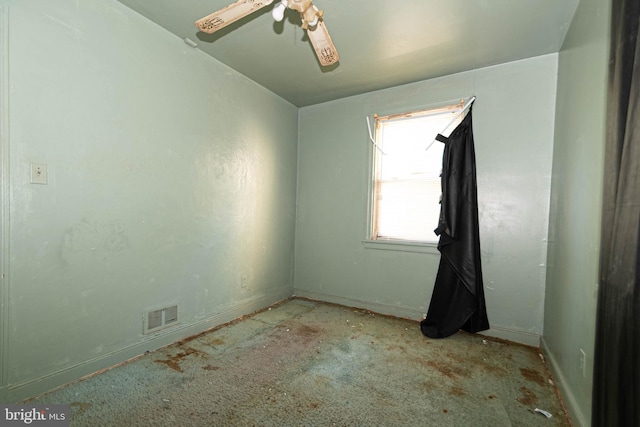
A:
[144,304,178,334]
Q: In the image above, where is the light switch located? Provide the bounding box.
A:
[30,163,48,185]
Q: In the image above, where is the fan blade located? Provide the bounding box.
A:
[195,0,275,34]
[306,20,339,66]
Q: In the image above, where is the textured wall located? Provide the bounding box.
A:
[542,0,610,425]
[294,55,558,346]
[0,0,297,401]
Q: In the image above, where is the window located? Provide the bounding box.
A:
[370,102,464,244]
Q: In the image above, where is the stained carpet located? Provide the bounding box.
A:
[27,298,570,426]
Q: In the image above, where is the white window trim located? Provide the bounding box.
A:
[361,238,439,254]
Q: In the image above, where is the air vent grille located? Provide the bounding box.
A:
[165,305,178,324]
[143,304,178,334]
[147,309,163,330]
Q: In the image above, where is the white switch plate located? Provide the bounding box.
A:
[30,163,48,185]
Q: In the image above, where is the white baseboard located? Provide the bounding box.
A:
[541,336,588,427]
[294,288,541,347]
[479,326,540,347]
[5,290,292,403]
[293,288,425,320]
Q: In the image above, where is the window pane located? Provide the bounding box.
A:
[376,178,442,241]
[379,119,443,181]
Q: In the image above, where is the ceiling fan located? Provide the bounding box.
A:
[195,0,339,67]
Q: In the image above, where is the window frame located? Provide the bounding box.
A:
[363,101,465,254]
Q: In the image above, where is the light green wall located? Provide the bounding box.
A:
[294,55,558,346]
[542,0,610,425]
[0,0,298,402]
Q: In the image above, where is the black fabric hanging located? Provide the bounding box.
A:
[592,0,640,425]
[420,108,489,339]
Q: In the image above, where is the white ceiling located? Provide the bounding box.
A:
[116,0,580,107]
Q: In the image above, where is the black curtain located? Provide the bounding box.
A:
[592,0,640,425]
[420,108,490,339]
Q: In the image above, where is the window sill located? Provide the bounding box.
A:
[362,239,440,254]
